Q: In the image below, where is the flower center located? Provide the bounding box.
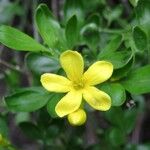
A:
[73,80,85,90]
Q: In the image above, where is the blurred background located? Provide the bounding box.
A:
[0,0,150,150]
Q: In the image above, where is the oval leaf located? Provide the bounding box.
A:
[121,65,150,94]
[5,87,51,112]
[100,83,126,106]
[0,25,48,52]
[26,53,60,75]
[133,26,148,51]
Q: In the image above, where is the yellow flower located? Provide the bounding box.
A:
[41,50,113,122]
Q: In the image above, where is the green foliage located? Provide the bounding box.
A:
[5,87,51,112]
[100,83,126,106]
[0,0,150,149]
[121,65,150,94]
[133,26,148,51]
[65,15,78,48]
[26,53,60,76]
[36,4,67,51]
[0,25,48,52]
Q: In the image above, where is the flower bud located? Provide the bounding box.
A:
[67,109,87,126]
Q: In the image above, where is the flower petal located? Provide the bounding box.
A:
[55,90,82,117]
[41,73,71,92]
[60,50,84,82]
[83,86,111,111]
[83,61,113,85]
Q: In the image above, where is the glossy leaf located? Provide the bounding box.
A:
[47,94,64,118]
[64,0,84,25]
[65,15,78,48]
[100,83,126,106]
[5,87,51,112]
[100,34,123,56]
[133,26,148,51]
[36,4,67,50]
[121,65,150,94]
[99,49,133,69]
[0,25,48,52]
[26,52,60,75]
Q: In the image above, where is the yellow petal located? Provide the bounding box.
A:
[41,73,71,92]
[60,50,84,82]
[67,109,87,126]
[83,61,113,85]
[83,86,111,111]
[55,90,82,117]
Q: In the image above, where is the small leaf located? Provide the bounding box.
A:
[0,116,9,138]
[99,49,133,69]
[64,0,84,25]
[36,4,67,50]
[111,58,134,80]
[26,52,60,75]
[65,15,78,48]
[100,83,126,106]
[108,128,126,146]
[5,87,51,112]
[100,34,123,56]
[19,122,42,140]
[133,26,148,51]
[0,25,48,52]
[81,23,100,49]
[47,94,64,118]
[121,65,150,94]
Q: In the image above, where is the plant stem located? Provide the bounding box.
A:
[0,59,24,73]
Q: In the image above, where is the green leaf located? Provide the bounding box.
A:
[36,4,67,50]
[26,52,60,75]
[64,0,84,25]
[65,15,78,48]
[135,0,150,25]
[108,128,126,146]
[19,122,42,140]
[129,0,139,7]
[81,23,100,49]
[99,49,133,69]
[100,34,123,57]
[0,25,48,52]
[5,87,51,112]
[100,83,126,106]
[47,94,64,118]
[133,26,148,51]
[121,65,150,94]
[111,58,134,80]
[0,116,9,138]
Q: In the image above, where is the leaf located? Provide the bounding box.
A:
[100,34,123,57]
[135,0,150,25]
[0,25,48,52]
[99,49,133,69]
[133,26,148,51]
[108,128,126,146]
[0,116,9,138]
[81,23,100,49]
[121,65,150,94]
[5,87,51,112]
[35,4,67,50]
[111,58,134,80]
[65,15,78,48]
[100,83,126,106]
[129,0,139,7]
[26,52,60,75]
[64,0,84,25]
[19,122,42,140]
[47,94,64,118]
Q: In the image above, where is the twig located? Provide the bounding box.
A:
[0,59,24,73]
